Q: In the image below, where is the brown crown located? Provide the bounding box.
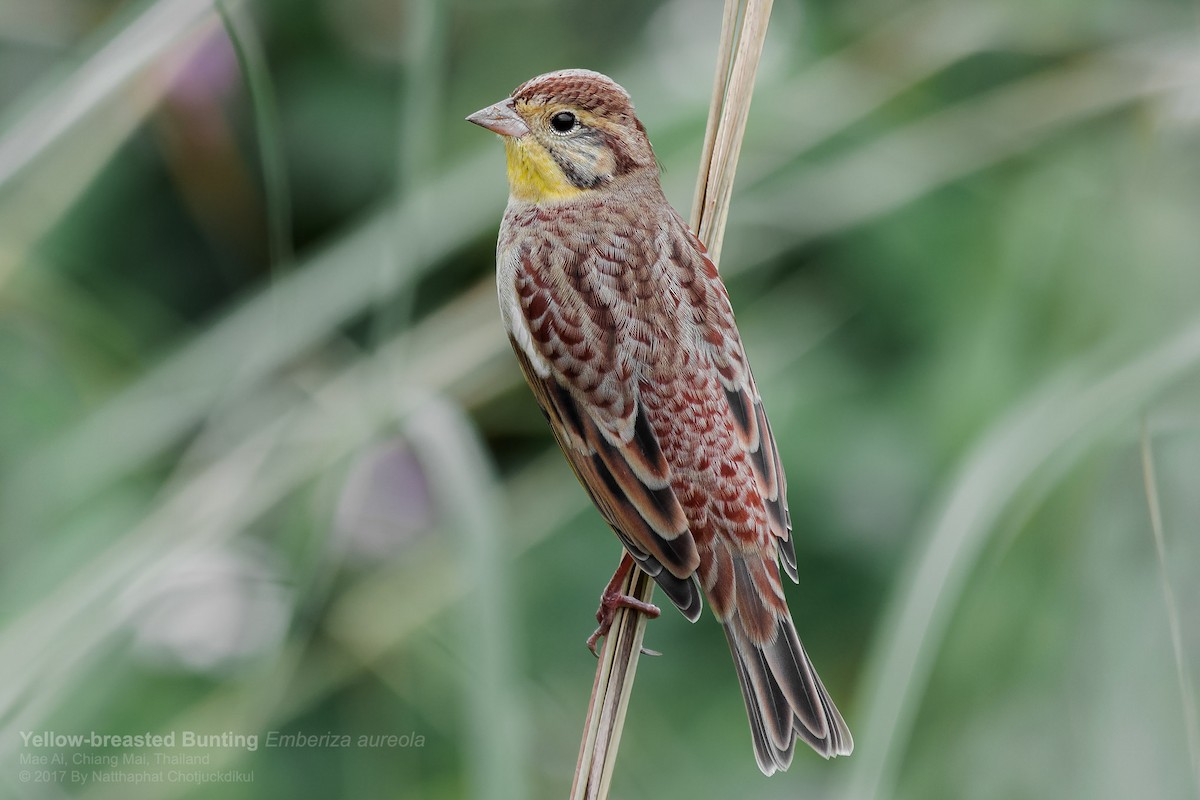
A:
[511,69,637,120]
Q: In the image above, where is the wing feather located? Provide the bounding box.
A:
[509,340,703,619]
[684,235,798,583]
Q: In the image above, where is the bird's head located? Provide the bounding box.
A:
[466,69,657,204]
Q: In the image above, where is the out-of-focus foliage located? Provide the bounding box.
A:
[2,0,1199,798]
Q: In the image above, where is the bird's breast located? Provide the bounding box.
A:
[498,198,709,377]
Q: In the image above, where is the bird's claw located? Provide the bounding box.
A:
[586,588,661,657]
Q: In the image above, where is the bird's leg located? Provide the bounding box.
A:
[587,552,661,656]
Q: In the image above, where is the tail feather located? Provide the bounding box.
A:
[763,617,826,738]
[724,614,853,775]
[726,628,792,774]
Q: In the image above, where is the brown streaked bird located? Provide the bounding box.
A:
[467,68,852,774]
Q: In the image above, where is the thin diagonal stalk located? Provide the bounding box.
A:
[839,318,1200,800]
[570,2,774,797]
[1140,419,1200,797]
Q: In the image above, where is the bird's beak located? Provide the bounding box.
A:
[466,99,530,138]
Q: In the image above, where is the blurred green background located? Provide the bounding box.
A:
[2,0,1200,798]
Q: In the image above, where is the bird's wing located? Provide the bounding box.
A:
[667,224,851,767]
[674,222,798,581]
[508,342,703,619]
[504,248,703,620]
[724,368,797,580]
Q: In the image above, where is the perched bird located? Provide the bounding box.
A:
[467,69,852,774]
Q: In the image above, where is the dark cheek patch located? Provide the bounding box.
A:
[548,130,610,189]
[551,149,606,189]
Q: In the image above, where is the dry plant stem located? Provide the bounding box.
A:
[570,561,656,800]
[1139,419,1200,798]
[694,0,776,265]
[569,1,774,797]
[689,0,741,234]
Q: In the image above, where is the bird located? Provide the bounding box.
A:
[466,68,852,774]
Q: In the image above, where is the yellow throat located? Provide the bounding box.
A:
[503,137,584,204]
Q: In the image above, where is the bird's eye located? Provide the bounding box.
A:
[550,111,577,133]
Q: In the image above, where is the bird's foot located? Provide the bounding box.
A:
[586,555,661,657]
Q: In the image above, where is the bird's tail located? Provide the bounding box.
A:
[721,568,853,775]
